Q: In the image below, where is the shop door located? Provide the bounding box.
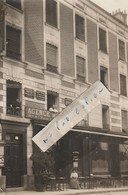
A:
[3,133,23,187]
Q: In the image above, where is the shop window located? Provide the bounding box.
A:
[119,39,125,61]
[76,56,86,82]
[120,74,127,96]
[47,91,58,112]
[102,105,109,129]
[100,66,108,87]
[99,28,107,53]
[92,141,109,173]
[121,110,128,133]
[6,0,21,10]
[75,14,85,42]
[6,26,21,61]
[46,0,57,28]
[6,80,22,116]
[119,144,128,173]
[46,43,58,73]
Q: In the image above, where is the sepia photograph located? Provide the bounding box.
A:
[0,0,128,195]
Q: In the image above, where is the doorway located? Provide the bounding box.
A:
[3,133,24,187]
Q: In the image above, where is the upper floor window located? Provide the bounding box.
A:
[120,74,127,96]
[46,0,57,28]
[6,26,21,61]
[75,14,85,42]
[100,66,108,88]
[76,56,85,82]
[102,105,109,129]
[46,43,58,73]
[99,28,107,53]
[6,80,22,116]
[119,39,125,61]
[121,110,128,133]
[6,0,21,10]
[47,91,58,113]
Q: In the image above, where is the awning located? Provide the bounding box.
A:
[72,128,128,140]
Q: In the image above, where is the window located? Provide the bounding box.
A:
[6,0,21,10]
[46,43,58,73]
[99,28,107,53]
[46,0,57,28]
[121,110,128,133]
[120,74,127,96]
[6,26,21,60]
[6,80,21,116]
[75,14,85,41]
[100,66,108,87]
[47,91,58,112]
[102,105,109,129]
[119,39,125,61]
[76,56,85,82]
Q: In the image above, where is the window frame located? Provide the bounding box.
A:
[100,66,108,88]
[119,39,125,61]
[46,43,58,73]
[75,14,85,42]
[120,74,127,96]
[6,25,21,61]
[46,0,57,28]
[99,28,107,53]
[76,56,86,83]
[121,110,128,132]
[102,105,109,129]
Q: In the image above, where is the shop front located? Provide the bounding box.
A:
[0,120,29,189]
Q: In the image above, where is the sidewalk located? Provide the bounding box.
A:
[4,187,128,195]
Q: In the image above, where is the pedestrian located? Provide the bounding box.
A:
[70,169,80,189]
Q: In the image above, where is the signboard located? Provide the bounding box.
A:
[25,107,54,121]
[24,88,34,99]
[32,80,110,152]
[36,91,45,101]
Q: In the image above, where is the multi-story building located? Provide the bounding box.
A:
[0,0,128,191]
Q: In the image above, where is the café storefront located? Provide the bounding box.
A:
[25,107,128,189]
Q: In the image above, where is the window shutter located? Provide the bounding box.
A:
[119,40,125,61]
[6,26,21,60]
[46,0,57,27]
[75,14,85,41]
[46,43,57,67]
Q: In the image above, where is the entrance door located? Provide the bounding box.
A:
[3,133,23,187]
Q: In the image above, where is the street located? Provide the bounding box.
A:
[88,192,128,195]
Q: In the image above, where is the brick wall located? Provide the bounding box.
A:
[24,0,44,66]
[87,19,98,84]
[109,32,119,92]
[60,3,75,77]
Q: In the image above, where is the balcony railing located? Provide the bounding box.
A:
[7,106,21,117]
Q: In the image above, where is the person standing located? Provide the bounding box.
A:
[70,169,80,189]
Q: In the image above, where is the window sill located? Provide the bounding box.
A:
[6,3,23,13]
[99,49,108,55]
[75,37,87,45]
[118,59,126,64]
[45,22,59,31]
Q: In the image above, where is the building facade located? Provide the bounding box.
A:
[0,0,128,190]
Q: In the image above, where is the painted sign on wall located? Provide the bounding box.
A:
[32,80,110,152]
